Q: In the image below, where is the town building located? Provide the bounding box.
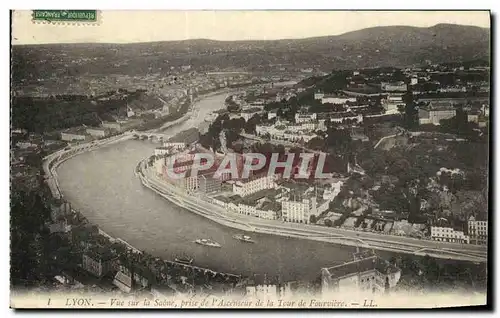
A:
[245,275,280,300]
[329,113,363,124]
[199,173,222,194]
[418,101,457,125]
[127,106,135,118]
[60,128,87,142]
[321,250,401,295]
[233,175,276,197]
[113,263,153,293]
[382,94,404,113]
[430,226,469,244]
[82,248,117,278]
[319,94,357,105]
[467,114,480,123]
[50,201,72,223]
[154,147,172,157]
[258,202,281,220]
[49,218,72,234]
[86,127,109,138]
[481,104,490,117]
[101,121,122,132]
[438,86,467,93]
[15,141,38,149]
[295,112,317,123]
[212,195,231,209]
[238,201,258,217]
[281,196,317,224]
[173,175,199,192]
[468,217,488,245]
[381,81,407,92]
[268,111,277,120]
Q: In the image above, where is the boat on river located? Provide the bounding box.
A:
[174,255,194,265]
[232,234,255,243]
[194,238,222,248]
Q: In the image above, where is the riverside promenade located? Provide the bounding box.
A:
[138,162,487,263]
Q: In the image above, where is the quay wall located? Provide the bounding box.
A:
[137,162,486,263]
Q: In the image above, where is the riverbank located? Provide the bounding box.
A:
[137,160,486,263]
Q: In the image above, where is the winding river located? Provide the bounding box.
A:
[57,93,364,281]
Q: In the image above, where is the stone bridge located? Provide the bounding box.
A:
[126,130,171,142]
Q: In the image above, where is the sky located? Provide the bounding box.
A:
[12,10,490,44]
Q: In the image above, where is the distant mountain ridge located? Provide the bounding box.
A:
[12,23,490,80]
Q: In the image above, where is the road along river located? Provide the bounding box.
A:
[56,92,485,282]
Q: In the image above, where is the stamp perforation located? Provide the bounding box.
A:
[31,10,102,26]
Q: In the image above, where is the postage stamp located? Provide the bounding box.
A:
[31,10,99,24]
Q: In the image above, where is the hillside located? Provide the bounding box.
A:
[12,23,490,81]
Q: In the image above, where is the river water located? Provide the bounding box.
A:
[57,93,360,281]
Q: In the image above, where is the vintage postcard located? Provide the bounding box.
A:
[10,10,490,309]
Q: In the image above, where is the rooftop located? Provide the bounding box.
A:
[61,126,87,135]
[427,100,459,110]
[323,254,399,280]
[85,247,116,262]
[260,201,281,212]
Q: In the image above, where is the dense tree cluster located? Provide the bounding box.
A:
[10,188,52,287]
[394,255,487,292]
[11,90,155,133]
[199,114,245,151]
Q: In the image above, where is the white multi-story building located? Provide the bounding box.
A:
[300,121,318,131]
[438,86,467,93]
[418,101,457,125]
[419,108,457,125]
[238,202,258,217]
[468,217,488,245]
[481,104,490,117]
[82,249,116,278]
[255,124,317,143]
[233,175,276,197]
[281,197,317,224]
[381,82,407,92]
[61,131,86,142]
[467,114,479,123]
[86,127,109,138]
[383,94,404,113]
[314,92,324,100]
[154,157,165,175]
[258,202,280,220]
[317,120,327,131]
[295,112,317,123]
[314,91,357,104]
[268,111,277,120]
[430,226,469,244]
[321,251,401,295]
[154,147,172,157]
[177,175,199,192]
[322,95,357,105]
[330,113,363,124]
[163,142,186,150]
